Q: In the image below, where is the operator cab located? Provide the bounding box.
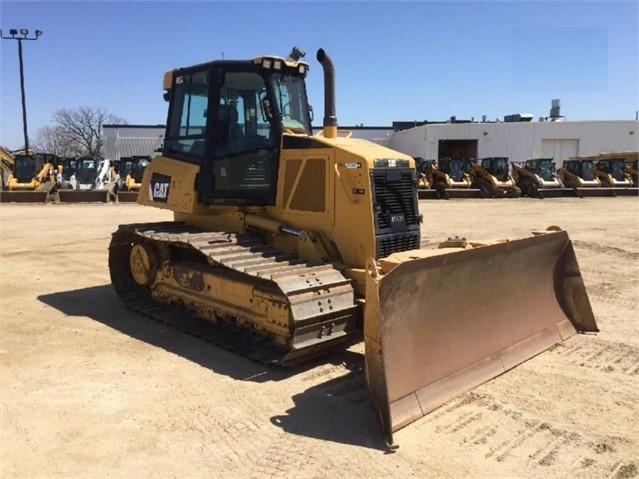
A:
[564,159,595,180]
[480,157,510,181]
[13,154,54,183]
[162,53,312,205]
[597,158,626,181]
[525,158,556,181]
[131,156,151,182]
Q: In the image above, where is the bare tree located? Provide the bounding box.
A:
[31,125,80,157]
[51,107,127,157]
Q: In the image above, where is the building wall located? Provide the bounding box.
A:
[389,121,639,162]
[104,121,638,164]
[103,125,165,161]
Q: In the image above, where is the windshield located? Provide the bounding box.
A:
[14,155,43,182]
[579,161,595,181]
[119,160,133,177]
[610,159,626,180]
[538,160,555,181]
[62,159,79,180]
[447,159,469,182]
[132,159,150,182]
[270,73,311,133]
[485,158,509,180]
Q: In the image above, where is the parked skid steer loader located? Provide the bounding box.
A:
[594,153,638,196]
[0,153,58,203]
[557,158,616,197]
[108,48,597,445]
[115,155,151,202]
[430,157,484,199]
[414,157,440,199]
[56,157,113,203]
[470,157,520,198]
[512,158,577,199]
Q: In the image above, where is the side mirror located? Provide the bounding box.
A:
[308,104,314,123]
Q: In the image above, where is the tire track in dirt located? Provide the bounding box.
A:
[572,241,639,262]
[409,392,637,477]
[550,340,639,376]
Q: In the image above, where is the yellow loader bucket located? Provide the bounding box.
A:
[364,230,597,446]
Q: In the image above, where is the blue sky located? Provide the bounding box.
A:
[1,1,637,149]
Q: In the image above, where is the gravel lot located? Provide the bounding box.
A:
[1,198,637,478]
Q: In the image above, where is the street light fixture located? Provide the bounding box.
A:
[0,28,43,154]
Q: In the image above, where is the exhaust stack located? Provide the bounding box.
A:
[316,49,337,139]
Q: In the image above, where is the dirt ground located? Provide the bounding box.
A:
[1,197,638,479]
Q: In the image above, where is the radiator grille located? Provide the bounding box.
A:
[377,232,421,259]
[370,168,421,258]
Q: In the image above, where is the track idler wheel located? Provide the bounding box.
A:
[129,243,159,286]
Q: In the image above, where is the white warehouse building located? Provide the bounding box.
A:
[389,120,639,163]
[104,121,638,164]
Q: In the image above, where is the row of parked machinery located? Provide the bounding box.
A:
[0,150,151,203]
[416,151,638,199]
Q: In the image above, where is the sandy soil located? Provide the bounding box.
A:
[1,198,638,479]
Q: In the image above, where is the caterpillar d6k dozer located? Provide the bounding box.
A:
[0,153,58,203]
[557,158,615,198]
[108,48,598,446]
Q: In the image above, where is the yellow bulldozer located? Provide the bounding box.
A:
[0,152,59,203]
[108,48,598,446]
[469,157,521,198]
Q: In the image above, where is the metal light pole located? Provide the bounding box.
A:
[0,28,43,154]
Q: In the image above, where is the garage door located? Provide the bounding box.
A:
[542,139,579,162]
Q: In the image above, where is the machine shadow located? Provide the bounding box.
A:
[270,369,388,450]
[38,285,387,450]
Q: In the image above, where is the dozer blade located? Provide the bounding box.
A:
[57,189,110,203]
[0,190,50,203]
[364,230,597,446]
[116,190,139,202]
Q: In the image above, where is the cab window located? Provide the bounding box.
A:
[165,70,209,158]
